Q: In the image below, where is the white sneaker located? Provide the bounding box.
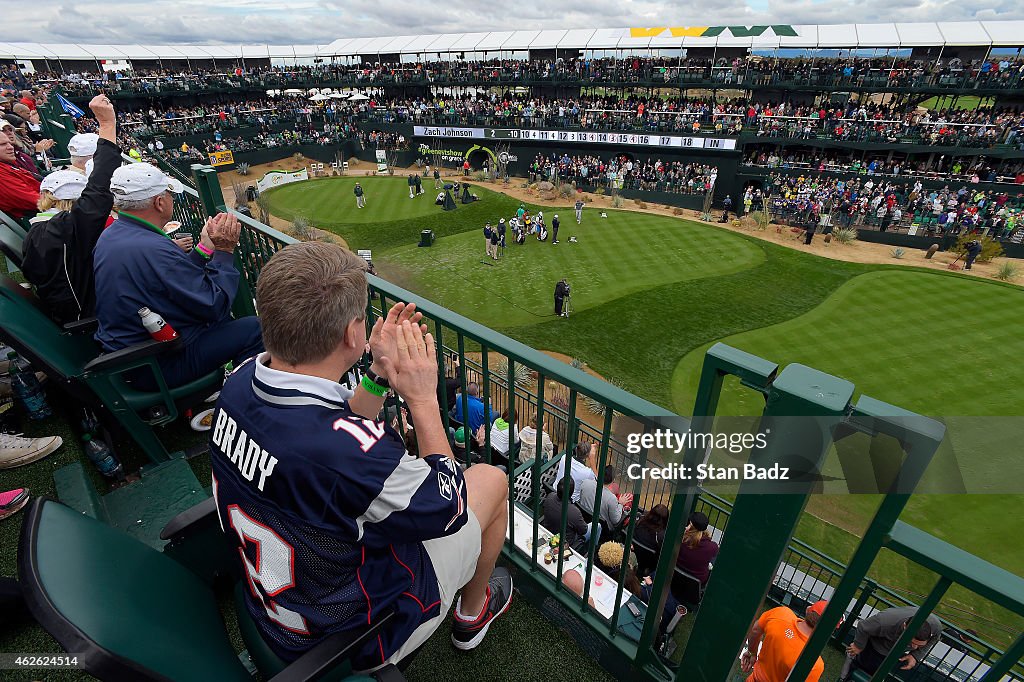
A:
[0,433,63,469]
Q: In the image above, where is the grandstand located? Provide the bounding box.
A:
[1,19,1023,682]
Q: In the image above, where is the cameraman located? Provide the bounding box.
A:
[554,279,570,317]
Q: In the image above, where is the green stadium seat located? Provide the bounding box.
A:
[0,271,221,462]
[19,497,401,682]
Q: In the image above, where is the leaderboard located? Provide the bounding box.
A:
[412,126,737,150]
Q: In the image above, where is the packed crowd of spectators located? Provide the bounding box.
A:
[14,53,1024,96]
[744,148,1024,185]
[760,172,1024,238]
[528,152,717,195]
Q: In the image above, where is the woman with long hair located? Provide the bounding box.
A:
[633,503,669,549]
[676,511,719,585]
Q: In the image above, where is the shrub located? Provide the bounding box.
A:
[952,234,1004,264]
[235,162,250,176]
[473,170,488,182]
[254,194,271,224]
[633,198,644,206]
[636,201,648,209]
[230,180,248,209]
[611,194,624,209]
[582,379,622,416]
[994,262,1019,281]
[493,357,534,388]
[595,187,605,196]
[832,227,858,244]
[291,216,314,241]
[673,207,684,216]
[890,247,906,259]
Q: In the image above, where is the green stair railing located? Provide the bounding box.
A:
[160,163,1024,682]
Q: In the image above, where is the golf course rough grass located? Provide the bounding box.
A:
[264,177,1024,643]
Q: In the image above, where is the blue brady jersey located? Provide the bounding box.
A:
[210,353,468,669]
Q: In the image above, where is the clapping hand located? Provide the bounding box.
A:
[201,212,241,252]
[368,302,426,377]
[374,320,439,408]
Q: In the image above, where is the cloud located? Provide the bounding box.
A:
[5,0,1024,47]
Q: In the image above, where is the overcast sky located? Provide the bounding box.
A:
[7,0,1024,45]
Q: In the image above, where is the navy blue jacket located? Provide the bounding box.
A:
[93,214,239,351]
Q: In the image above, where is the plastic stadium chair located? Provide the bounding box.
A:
[0,269,222,463]
[19,497,403,682]
[670,566,706,607]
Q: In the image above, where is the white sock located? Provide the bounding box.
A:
[455,591,486,621]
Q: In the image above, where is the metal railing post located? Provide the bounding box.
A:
[676,361,855,682]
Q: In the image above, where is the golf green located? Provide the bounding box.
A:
[263,176,440,225]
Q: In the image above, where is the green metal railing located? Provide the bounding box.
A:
[156,163,1024,682]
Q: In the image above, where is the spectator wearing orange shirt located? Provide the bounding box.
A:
[741,601,830,682]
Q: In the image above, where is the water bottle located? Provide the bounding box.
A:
[82,434,123,479]
[7,352,52,420]
[138,307,178,342]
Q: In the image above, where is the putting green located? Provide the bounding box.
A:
[381,209,765,328]
[263,176,444,225]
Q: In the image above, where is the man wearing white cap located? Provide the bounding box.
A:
[66,132,99,175]
[23,95,120,325]
[93,162,263,390]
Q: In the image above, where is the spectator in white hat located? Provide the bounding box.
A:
[93,158,263,390]
[67,132,99,175]
[22,95,120,324]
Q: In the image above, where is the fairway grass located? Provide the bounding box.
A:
[265,177,1024,630]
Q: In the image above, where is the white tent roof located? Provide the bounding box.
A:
[450,32,490,52]
[5,22,1024,64]
[779,26,819,49]
[505,31,541,52]
[144,45,192,59]
[894,23,945,47]
[475,31,514,52]
[817,25,857,48]
[588,28,628,50]
[982,20,1024,46]
[937,22,992,47]
[360,36,397,54]
[379,36,418,54]
[428,34,464,52]
[856,23,900,47]
[195,45,239,60]
[531,30,568,50]
[241,44,270,59]
[402,34,443,54]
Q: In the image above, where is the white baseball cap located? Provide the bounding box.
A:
[67,133,98,157]
[40,170,88,200]
[109,163,184,201]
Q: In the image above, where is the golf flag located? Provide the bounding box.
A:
[55,93,85,119]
